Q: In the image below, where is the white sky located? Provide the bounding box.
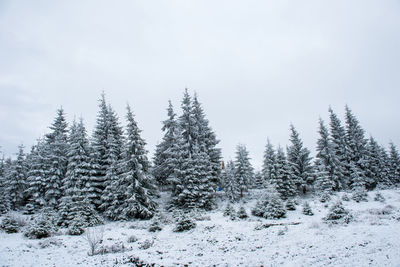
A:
[1,0,400,168]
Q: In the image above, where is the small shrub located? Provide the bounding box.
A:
[67,219,85,236]
[148,220,162,232]
[38,238,63,248]
[285,199,296,211]
[252,193,286,219]
[374,192,385,202]
[341,194,350,201]
[352,188,368,202]
[319,192,331,203]
[302,202,314,216]
[127,235,138,243]
[0,213,25,233]
[99,241,126,254]
[24,218,54,239]
[324,201,353,224]
[173,213,196,232]
[139,239,154,250]
[237,207,248,219]
[223,203,236,217]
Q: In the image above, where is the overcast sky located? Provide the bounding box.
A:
[1,0,399,168]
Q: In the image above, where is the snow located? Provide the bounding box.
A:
[1,189,400,266]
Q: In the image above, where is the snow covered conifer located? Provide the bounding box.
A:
[223,160,240,201]
[344,106,369,189]
[388,142,400,185]
[272,147,296,199]
[234,144,254,198]
[153,101,179,189]
[6,144,28,210]
[114,105,157,220]
[316,119,342,191]
[286,125,314,194]
[328,107,348,189]
[43,108,69,208]
[262,139,276,185]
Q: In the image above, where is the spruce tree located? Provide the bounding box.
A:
[286,125,314,194]
[272,146,296,199]
[99,105,125,215]
[116,105,157,219]
[234,144,253,198]
[26,140,48,208]
[388,142,400,185]
[365,137,388,188]
[223,160,239,201]
[316,119,341,191]
[44,108,69,208]
[153,101,179,189]
[344,106,369,189]
[262,139,276,186]
[59,119,97,227]
[328,107,348,189]
[6,144,28,210]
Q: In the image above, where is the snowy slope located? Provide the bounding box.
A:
[1,189,400,267]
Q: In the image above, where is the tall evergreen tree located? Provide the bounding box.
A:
[286,125,314,194]
[262,139,276,186]
[6,144,28,210]
[388,142,400,185]
[234,144,253,198]
[99,105,125,214]
[26,140,48,208]
[328,107,348,189]
[316,119,342,191]
[153,101,179,188]
[114,105,157,219]
[192,94,222,186]
[344,106,369,189]
[44,108,69,208]
[59,119,96,226]
[365,137,388,188]
[271,146,296,199]
[222,160,239,201]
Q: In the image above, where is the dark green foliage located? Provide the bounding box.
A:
[223,203,236,217]
[252,189,286,219]
[0,214,22,233]
[148,220,162,232]
[352,188,368,202]
[374,192,385,202]
[173,213,196,232]
[302,202,314,216]
[324,201,353,224]
[24,214,55,239]
[237,207,248,219]
[285,199,296,211]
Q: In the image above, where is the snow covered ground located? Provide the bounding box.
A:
[1,189,400,267]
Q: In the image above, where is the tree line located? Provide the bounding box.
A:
[0,90,399,227]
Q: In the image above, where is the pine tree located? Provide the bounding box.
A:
[26,140,48,208]
[234,144,254,198]
[99,105,125,215]
[116,105,158,219]
[344,106,369,189]
[287,125,314,194]
[170,90,219,210]
[365,137,388,188]
[0,152,10,214]
[315,119,341,191]
[6,144,28,210]
[262,139,276,186]
[59,119,96,227]
[153,101,179,189]
[253,170,265,189]
[192,94,222,186]
[272,147,296,199]
[388,142,400,185]
[223,160,239,201]
[42,108,69,209]
[328,107,348,190]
